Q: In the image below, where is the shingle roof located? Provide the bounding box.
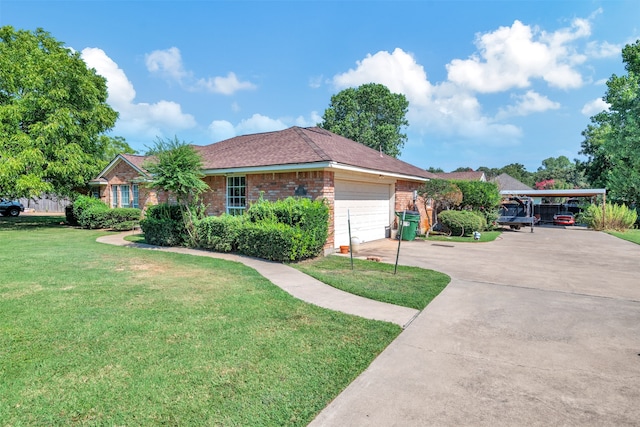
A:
[121,154,150,174]
[433,171,486,181]
[196,127,435,179]
[490,173,533,191]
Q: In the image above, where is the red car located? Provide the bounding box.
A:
[553,211,575,226]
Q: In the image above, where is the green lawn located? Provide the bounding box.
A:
[293,256,450,310]
[0,216,401,426]
[607,229,640,245]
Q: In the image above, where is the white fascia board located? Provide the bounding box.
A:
[202,161,428,182]
[329,162,429,182]
[98,154,147,178]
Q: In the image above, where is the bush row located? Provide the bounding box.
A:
[69,195,141,230]
[579,203,638,231]
[140,197,329,262]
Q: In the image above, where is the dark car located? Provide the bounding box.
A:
[0,199,25,217]
[553,211,575,226]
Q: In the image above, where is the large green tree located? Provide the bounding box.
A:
[579,39,640,203]
[0,26,118,199]
[319,83,409,158]
[534,156,586,189]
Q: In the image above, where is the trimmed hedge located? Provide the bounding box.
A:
[438,210,486,237]
[194,215,245,253]
[71,195,141,229]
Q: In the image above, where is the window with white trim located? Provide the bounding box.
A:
[226,176,246,215]
[132,184,139,208]
[111,185,119,208]
[121,185,130,207]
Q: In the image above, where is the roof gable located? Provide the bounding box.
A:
[490,173,533,191]
[95,153,150,179]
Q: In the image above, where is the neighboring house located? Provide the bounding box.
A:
[490,173,532,192]
[433,171,487,181]
[90,126,436,251]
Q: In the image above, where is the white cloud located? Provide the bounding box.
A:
[496,90,560,119]
[207,112,321,142]
[145,47,256,95]
[81,47,196,140]
[208,120,236,142]
[145,47,189,81]
[586,41,621,59]
[446,19,587,92]
[333,48,432,106]
[195,72,257,95]
[581,98,609,116]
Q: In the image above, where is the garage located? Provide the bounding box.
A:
[334,180,393,247]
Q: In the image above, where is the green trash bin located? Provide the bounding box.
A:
[395,210,420,241]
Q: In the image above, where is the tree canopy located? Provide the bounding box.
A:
[319,83,409,158]
[0,26,118,199]
[579,39,640,204]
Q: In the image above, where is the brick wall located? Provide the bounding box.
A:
[100,162,167,210]
[395,180,430,233]
[202,170,336,250]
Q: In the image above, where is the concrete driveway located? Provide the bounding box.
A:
[310,227,640,426]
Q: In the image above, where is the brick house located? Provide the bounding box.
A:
[90,126,435,251]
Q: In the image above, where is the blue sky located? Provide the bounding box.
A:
[2,1,638,172]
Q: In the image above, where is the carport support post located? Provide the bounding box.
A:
[394,211,406,275]
[348,209,353,270]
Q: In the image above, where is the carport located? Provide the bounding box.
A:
[500,188,607,227]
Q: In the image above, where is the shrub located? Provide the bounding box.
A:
[194,215,245,252]
[140,203,187,246]
[71,195,108,227]
[579,203,638,231]
[236,221,301,262]
[452,180,501,226]
[438,210,485,237]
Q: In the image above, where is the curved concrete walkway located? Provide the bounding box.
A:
[96,232,419,328]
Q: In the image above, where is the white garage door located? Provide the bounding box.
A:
[334,180,392,248]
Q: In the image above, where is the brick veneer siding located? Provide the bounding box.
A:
[395,180,429,234]
[202,170,336,251]
[100,161,167,210]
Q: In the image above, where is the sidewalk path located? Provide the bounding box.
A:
[96,232,419,328]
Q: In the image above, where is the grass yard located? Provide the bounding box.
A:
[607,229,640,245]
[0,216,401,426]
[293,256,450,310]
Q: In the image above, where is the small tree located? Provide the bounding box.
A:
[418,179,462,235]
[143,136,209,244]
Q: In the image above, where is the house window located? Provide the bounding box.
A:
[226,176,246,215]
[121,185,130,207]
[111,185,119,208]
[132,184,139,208]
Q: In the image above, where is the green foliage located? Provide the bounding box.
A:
[438,210,486,237]
[143,136,209,205]
[194,214,245,252]
[319,83,409,158]
[452,180,501,227]
[140,203,186,246]
[418,179,463,226]
[579,203,638,231]
[236,221,304,262]
[70,195,140,229]
[0,26,118,199]
[579,39,640,204]
[70,195,106,224]
[143,137,209,244]
[190,197,329,261]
